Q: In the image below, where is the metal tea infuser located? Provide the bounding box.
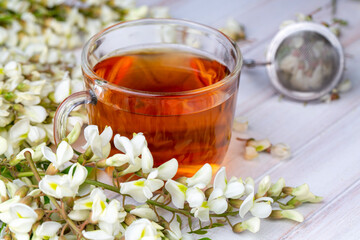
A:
[243,22,345,101]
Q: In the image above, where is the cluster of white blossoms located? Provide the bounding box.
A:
[0,0,169,161]
[0,124,321,240]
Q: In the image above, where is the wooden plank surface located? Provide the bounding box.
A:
[137,0,360,239]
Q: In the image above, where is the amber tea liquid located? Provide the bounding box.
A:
[88,49,237,176]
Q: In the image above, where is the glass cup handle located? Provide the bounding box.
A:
[53,90,97,145]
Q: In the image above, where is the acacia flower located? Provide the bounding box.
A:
[164,180,187,208]
[239,192,274,218]
[244,146,258,160]
[165,220,194,240]
[0,203,37,239]
[247,139,271,152]
[148,158,178,180]
[208,167,245,214]
[120,177,164,203]
[268,178,286,197]
[256,175,271,198]
[186,163,212,189]
[114,133,147,165]
[39,163,87,198]
[83,125,113,158]
[125,219,162,240]
[190,201,210,222]
[232,217,260,233]
[33,221,62,240]
[271,143,291,160]
[288,184,322,203]
[41,141,73,170]
[130,204,157,221]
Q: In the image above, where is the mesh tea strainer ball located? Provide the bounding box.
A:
[247,22,345,101]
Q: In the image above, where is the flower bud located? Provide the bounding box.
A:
[125,213,136,226]
[233,116,248,132]
[270,143,291,160]
[63,197,74,208]
[35,209,45,221]
[268,178,285,197]
[256,175,271,198]
[282,187,293,195]
[114,162,130,172]
[59,237,67,240]
[232,222,245,233]
[20,196,33,206]
[233,217,260,233]
[45,163,59,175]
[85,224,95,232]
[96,159,107,168]
[3,234,12,240]
[244,146,258,160]
[270,210,304,222]
[32,221,40,232]
[14,185,29,198]
[247,139,271,152]
[66,122,81,144]
[175,177,187,185]
[204,187,213,199]
[229,199,243,209]
[124,204,136,212]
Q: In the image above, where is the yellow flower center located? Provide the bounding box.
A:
[49,182,58,190]
[134,180,145,187]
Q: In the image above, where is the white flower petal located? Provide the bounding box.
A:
[82,230,114,240]
[68,210,90,221]
[41,146,57,164]
[23,105,47,123]
[165,180,187,209]
[130,133,146,157]
[106,154,130,167]
[186,163,212,188]
[56,141,74,167]
[155,158,178,180]
[141,147,153,173]
[100,126,113,146]
[242,217,260,233]
[145,179,164,193]
[209,196,228,214]
[120,179,147,203]
[68,163,88,188]
[114,134,134,164]
[239,192,254,218]
[257,175,271,197]
[186,187,205,208]
[225,180,245,199]
[35,221,62,238]
[125,219,157,240]
[0,136,8,155]
[213,167,227,191]
[250,202,272,218]
[130,206,157,221]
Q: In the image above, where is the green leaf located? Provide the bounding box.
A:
[176,214,182,228]
[188,217,193,231]
[44,196,50,204]
[191,230,207,235]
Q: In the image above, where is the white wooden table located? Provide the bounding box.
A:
[136,0,360,239]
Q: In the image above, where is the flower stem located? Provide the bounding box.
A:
[15,171,45,178]
[84,179,120,193]
[24,151,84,239]
[147,199,192,217]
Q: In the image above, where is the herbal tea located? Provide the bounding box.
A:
[87,49,237,176]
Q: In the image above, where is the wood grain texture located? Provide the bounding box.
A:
[135,0,360,239]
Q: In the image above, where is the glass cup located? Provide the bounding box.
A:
[54,19,242,176]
